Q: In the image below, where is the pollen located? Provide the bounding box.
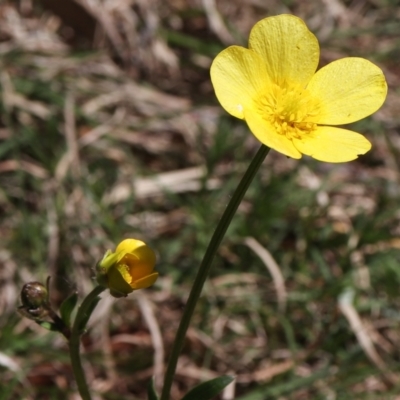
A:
[258,83,320,140]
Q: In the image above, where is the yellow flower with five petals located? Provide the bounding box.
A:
[96,239,158,298]
[210,14,387,162]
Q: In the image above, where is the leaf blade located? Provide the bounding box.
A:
[181,375,234,400]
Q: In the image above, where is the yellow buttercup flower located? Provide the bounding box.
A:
[96,239,158,298]
[210,14,387,162]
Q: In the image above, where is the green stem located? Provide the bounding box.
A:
[69,285,105,400]
[47,307,71,339]
[160,144,270,400]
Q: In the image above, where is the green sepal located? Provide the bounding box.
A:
[147,377,160,400]
[77,296,101,333]
[96,250,121,287]
[36,321,60,332]
[59,292,78,327]
[107,265,133,298]
[181,375,234,400]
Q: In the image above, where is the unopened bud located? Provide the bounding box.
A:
[21,282,49,309]
[19,282,50,320]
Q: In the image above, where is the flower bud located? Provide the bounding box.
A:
[21,282,49,309]
[96,239,158,298]
[19,281,50,320]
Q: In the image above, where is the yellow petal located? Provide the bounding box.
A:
[123,255,155,281]
[292,126,371,162]
[307,58,387,125]
[107,265,134,297]
[131,272,159,290]
[244,109,302,159]
[131,244,156,268]
[210,46,270,119]
[116,238,146,254]
[116,239,156,279]
[249,15,319,87]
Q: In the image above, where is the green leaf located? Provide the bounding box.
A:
[147,377,160,400]
[77,296,101,333]
[181,375,234,400]
[59,292,78,327]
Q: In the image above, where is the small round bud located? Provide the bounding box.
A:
[20,282,49,310]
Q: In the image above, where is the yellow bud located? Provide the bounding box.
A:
[96,239,158,297]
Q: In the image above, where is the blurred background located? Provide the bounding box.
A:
[0,0,400,399]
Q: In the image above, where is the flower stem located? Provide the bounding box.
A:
[69,285,105,400]
[160,144,270,400]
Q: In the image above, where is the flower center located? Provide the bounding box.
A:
[258,84,320,140]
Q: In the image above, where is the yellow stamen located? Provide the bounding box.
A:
[258,83,320,140]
